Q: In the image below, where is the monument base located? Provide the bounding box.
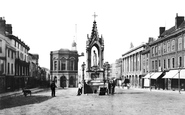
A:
[85,68,107,94]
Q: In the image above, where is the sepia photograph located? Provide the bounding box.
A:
[1,0,185,115]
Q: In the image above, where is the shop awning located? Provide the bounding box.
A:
[162,70,179,79]
[143,73,155,79]
[172,69,185,79]
[151,72,163,79]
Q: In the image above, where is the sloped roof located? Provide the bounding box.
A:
[161,26,175,36]
[150,20,185,46]
[179,21,185,28]
[161,20,185,37]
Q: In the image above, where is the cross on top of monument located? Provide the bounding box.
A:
[92,12,98,21]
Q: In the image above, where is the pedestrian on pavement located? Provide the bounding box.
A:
[112,79,116,95]
[84,80,88,94]
[50,81,57,97]
[108,80,112,95]
[77,82,82,96]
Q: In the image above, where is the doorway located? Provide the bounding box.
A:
[60,76,66,88]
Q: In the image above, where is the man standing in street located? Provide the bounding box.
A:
[108,80,111,95]
[50,81,57,97]
[112,79,116,95]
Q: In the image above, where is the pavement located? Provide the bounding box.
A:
[129,87,185,94]
[0,87,48,99]
[0,86,184,99]
[1,87,185,114]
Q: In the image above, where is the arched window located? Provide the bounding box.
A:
[179,56,182,67]
[61,58,66,70]
[172,58,175,68]
[70,60,74,70]
[158,44,161,55]
[163,42,166,54]
[178,37,182,51]
[167,41,171,53]
[69,57,75,70]
[71,60,74,70]
[171,40,175,52]
[53,60,57,70]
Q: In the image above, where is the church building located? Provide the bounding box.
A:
[50,41,78,88]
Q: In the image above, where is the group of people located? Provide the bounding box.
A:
[50,81,83,97]
[76,79,117,95]
[50,77,130,97]
[107,79,116,95]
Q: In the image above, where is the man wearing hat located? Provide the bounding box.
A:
[50,81,57,97]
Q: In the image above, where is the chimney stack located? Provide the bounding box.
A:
[159,27,165,38]
[5,24,12,35]
[0,17,6,35]
[175,13,184,29]
[148,37,155,43]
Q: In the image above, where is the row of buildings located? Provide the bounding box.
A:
[0,17,50,93]
[112,13,185,91]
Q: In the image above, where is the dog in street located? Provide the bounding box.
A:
[22,89,32,97]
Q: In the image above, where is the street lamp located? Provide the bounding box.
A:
[77,52,84,86]
[103,64,106,86]
[81,62,86,94]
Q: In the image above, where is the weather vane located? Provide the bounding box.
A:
[92,12,98,21]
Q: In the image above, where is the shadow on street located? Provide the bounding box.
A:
[0,95,52,110]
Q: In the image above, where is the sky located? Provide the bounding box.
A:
[0,0,185,69]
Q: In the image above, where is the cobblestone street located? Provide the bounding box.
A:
[1,87,185,115]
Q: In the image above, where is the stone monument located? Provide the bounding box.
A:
[85,13,105,93]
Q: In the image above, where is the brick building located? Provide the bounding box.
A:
[0,34,15,92]
[0,17,30,91]
[7,34,30,90]
[149,13,185,90]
